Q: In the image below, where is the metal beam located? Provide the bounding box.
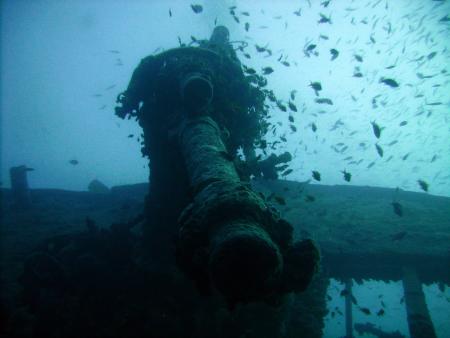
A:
[345,278,353,338]
[402,266,437,338]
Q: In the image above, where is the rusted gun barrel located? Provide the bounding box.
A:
[175,71,319,307]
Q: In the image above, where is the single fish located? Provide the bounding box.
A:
[359,307,371,315]
[329,118,344,131]
[318,13,332,24]
[312,170,321,181]
[375,144,384,157]
[371,121,382,138]
[387,140,398,146]
[276,101,287,112]
[262,66,274,75]
[399,121,407,126]
[427,51,437,60]
[311,123,317,132]
[341,170,351,182]
[243,66,256,75]
[315,98,333,105]
[289,90,297,100]
[380,77,399,87]
[417,73,434,79]
[417,179,429,192]
[69,159,79,165]
[255,44,267,53]
[190,4,203,13]
[305,44,317,53]
[245,22,250,32]
[354,54,363,62]
[309,81,322,96]
[288,101,297,112]
[330,48,339,60]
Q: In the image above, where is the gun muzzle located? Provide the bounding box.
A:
[180,72,213,114]
[209,220,283,303]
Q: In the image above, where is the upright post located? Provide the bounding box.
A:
[10,165,33,209]
[402,266,437,338]
[345,278,353,338]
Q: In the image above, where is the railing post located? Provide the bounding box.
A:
[10,165,33,209]
[402,266,437,338]
[345,278,353,338]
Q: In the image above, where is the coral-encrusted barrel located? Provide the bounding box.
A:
[177,116,285,303]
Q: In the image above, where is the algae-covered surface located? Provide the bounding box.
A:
[252,179,450,284]
[253,179,450,257]
[0,184,146,307]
